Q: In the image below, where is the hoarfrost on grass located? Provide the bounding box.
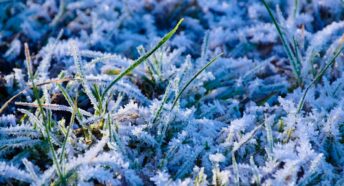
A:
[0,0,343,185]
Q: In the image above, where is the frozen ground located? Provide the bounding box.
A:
[0,0,343,185]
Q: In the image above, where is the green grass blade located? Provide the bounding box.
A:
[152,82,171,124]
[59,96,78,164]
[101,18,184,101]
[293,0,299,18]
[24,43,64,182]
[170,53,222,111]
[56,83,85,123]
[261,0,301,84]
[297,38,344,112]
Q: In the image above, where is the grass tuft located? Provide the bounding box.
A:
[262,0,302,84]
[101,18,184,103]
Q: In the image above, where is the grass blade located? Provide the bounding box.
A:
[24,43,64,182]
[71,42,99,111]
[59,95,78,164]
[152,82,171,124]
[170,53,222,111]
[101,18,184,101]
[297,37,344,112]
[261,0,301,84]
[0,78,73,114]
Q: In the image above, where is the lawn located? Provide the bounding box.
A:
[0,0,343,185]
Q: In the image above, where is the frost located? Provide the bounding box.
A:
[0,0,343,185]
